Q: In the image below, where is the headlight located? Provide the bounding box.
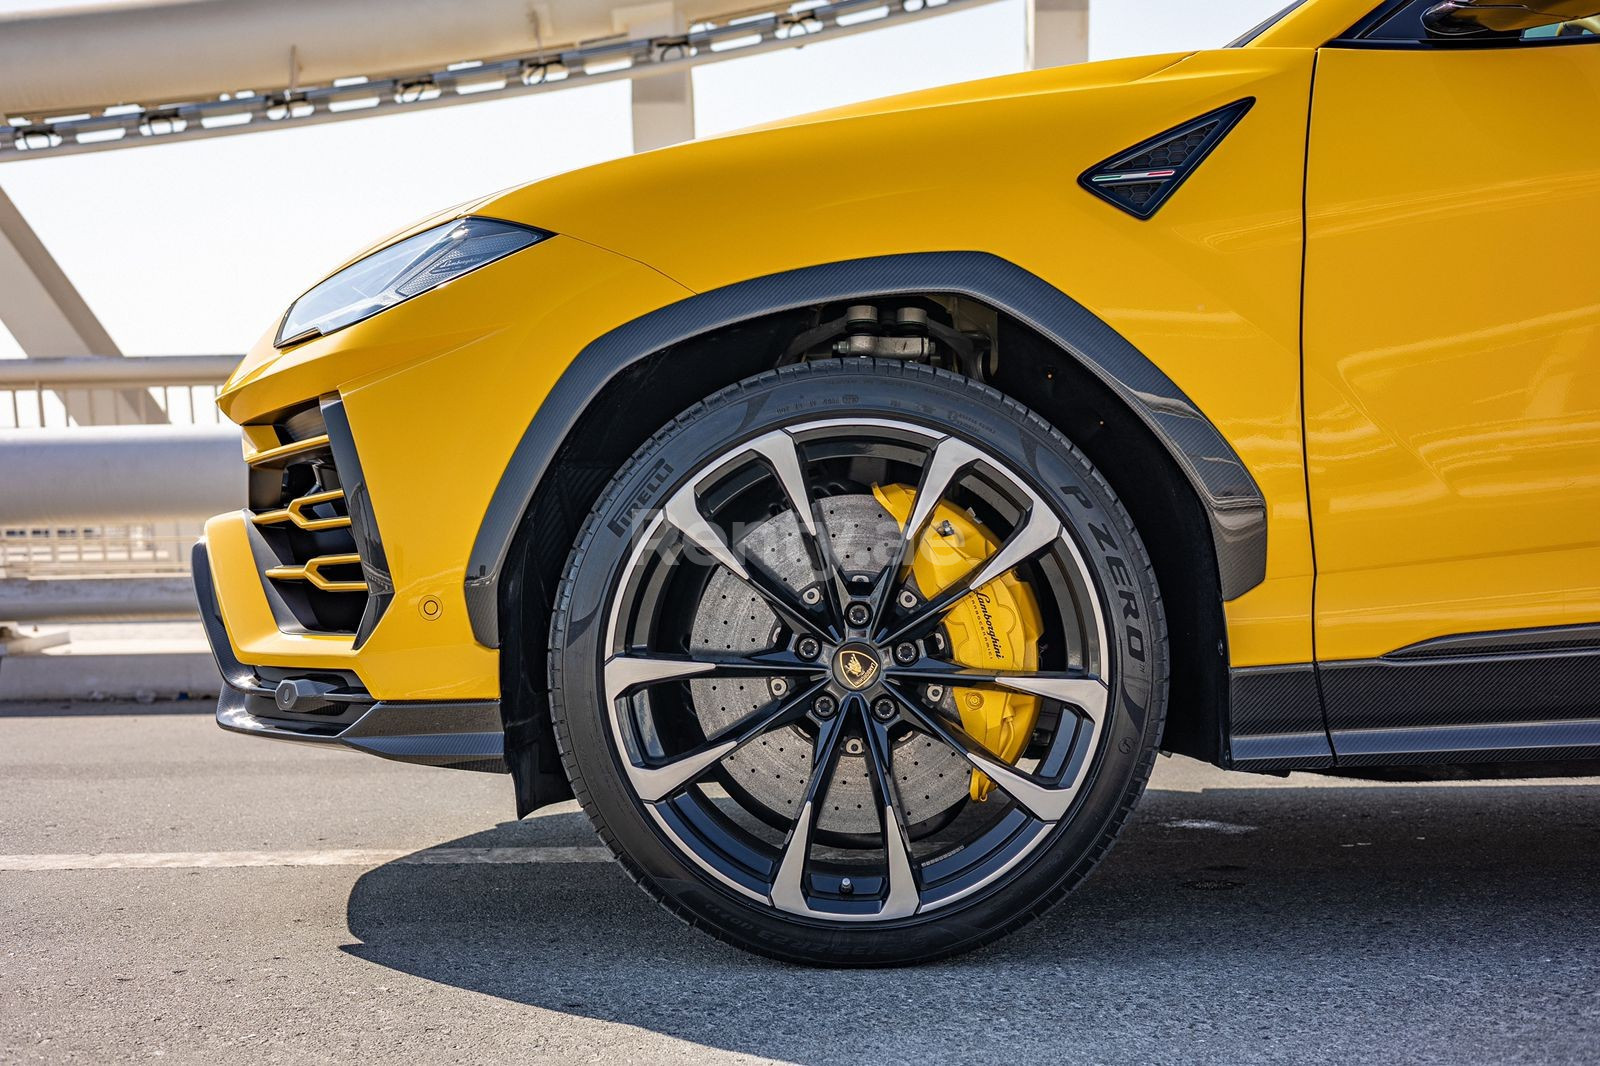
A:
[275,217,550,347]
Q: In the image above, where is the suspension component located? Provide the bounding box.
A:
[780,301,990,379]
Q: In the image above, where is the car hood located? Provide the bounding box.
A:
[727,50,1193,135]
[471,50,1194,287]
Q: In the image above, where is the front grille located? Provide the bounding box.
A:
[245,399,388,638]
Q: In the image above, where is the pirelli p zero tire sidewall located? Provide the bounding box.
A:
[548,360,1169,965]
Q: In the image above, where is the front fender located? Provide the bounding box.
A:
[462,251,1268,647]
[473,46,1319,668]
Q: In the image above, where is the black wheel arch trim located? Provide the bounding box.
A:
[463,251,1269,647]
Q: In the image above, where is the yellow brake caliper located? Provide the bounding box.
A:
[874,484,1044,801]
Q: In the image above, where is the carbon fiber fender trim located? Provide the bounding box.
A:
[462,251,1268,647]
[321,396,394,649]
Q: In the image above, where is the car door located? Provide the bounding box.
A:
[1302,3,1600,762]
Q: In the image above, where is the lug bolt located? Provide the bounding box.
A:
[801,586,822,606]
[897,589,918,609]
[927,685,945,702]
[893,642,918,665]
[813,694,839,719]
[795,637,822,661]
[845,602,871,627]
[872,696,897,721]
[769,677,790,697]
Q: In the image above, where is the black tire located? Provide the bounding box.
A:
[548,359,1168,965]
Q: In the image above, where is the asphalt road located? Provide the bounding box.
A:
[3,703,1598,1065]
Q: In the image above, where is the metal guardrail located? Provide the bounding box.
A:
[0,424,242,524]
[0,357,239,616]
[0,354,237,429]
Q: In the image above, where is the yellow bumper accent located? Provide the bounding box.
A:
[264,552,367,593]
[246,433,331,466]
[251,488,353,533]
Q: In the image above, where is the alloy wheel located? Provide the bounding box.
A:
[598,417,1111,924]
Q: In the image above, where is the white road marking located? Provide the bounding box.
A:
[1160,819,1258,834]
[0,846,615,872]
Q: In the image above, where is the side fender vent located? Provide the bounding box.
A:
[1079,98,1255,219]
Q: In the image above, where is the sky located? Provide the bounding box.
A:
[0,0,1286,358]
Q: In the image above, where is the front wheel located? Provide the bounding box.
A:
[548,360,1167,965]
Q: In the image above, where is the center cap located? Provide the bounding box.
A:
[832,642,882,691]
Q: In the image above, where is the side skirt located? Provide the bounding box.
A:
[1323,629,1600,766]
[1225,625,1600,771]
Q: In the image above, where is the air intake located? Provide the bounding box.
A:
[1079,98,1255,219]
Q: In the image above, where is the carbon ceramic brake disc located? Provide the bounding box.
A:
[689,494,970,836]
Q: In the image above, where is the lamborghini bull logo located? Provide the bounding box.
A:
[834,645,881,691]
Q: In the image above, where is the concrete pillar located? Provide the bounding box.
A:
[0,185,165,423]
[0,185,119,357]
[615,1,696,152]
[631,68,696,152]
[1027,0,1089,70]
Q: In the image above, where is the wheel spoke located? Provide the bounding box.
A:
[770,707,849,914]
[660,480,831,641]
[886,661,1108,727]
[746,430,819,542]
[861,714,922,920]
[884,685,1099,823]
[745,430,852,633]
[881,499,1063,644]
[900,437,989,559]
[661,481,747,577]
[626,679,826,802]
[868,435,986,627]
[605,650,826,700]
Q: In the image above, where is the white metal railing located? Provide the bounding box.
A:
[1,520,197,578]
[0,354,237,429]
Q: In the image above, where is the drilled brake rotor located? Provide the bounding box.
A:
[688,495,970,837]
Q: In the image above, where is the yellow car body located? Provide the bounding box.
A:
[198,0,1598,798]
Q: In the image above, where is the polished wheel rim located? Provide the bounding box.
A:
[601,418,1109,922]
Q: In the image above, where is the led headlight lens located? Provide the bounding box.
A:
[275,217,549,347]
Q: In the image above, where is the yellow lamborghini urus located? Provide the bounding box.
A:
[194,0,1600,964]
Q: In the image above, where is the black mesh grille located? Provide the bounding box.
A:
[1117,125,1216,172]
[1079,98,1254,219]
[1104,181,1164,211]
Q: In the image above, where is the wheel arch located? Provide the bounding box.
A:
[480,252,1265,811]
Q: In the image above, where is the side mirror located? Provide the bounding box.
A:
[1424,0,1600,36]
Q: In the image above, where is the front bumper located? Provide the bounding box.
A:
[192,231,693,780]
[194,539,506,773]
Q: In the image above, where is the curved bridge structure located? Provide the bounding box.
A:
[0,0,1052,162]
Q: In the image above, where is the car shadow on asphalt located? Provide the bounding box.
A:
[342,780,1600,1064]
